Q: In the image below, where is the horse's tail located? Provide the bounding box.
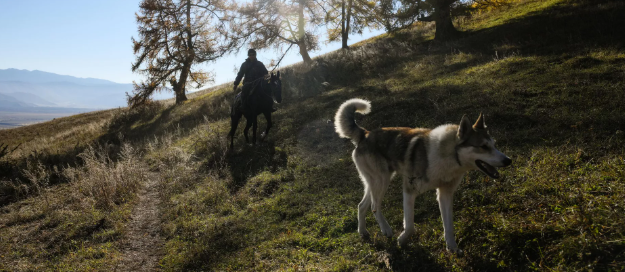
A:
[334,98,370,145]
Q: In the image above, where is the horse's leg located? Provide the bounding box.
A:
[228,111,242,149]
[261,111,272,141]
[243,114,253,144]
[252,114,258,145]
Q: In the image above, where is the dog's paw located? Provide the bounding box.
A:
[359,229,370,239]
[381,226,393,238]
[447,247,463,256]
[398,231,411,247]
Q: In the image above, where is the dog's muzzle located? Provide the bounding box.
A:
[476,157,511,179]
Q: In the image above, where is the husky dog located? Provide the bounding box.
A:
[334,98,512,252]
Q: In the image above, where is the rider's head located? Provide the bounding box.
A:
[248,49,257,61]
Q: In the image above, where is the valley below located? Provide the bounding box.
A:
[0,110,94,129]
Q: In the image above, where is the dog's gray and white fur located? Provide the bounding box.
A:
[335,98,512,252]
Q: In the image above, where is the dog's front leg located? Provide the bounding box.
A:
[398,190,417,246]
[437,185,459,253]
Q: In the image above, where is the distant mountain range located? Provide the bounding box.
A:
[0,93,37,109]
[0,69,121,85]
[0,69,132,112]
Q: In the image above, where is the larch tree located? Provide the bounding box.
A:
[130,0,236,106]
[377,0,421,32]
[377,0,466,41]
[237,0,326,65]
[326,0,378,49]
[418,0,462,41]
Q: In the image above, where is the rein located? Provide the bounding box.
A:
[271,43,294,73]
[247,77,275,100]
[245,77,263,96]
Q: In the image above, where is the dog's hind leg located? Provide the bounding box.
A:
[354,153,392,238]
[357,187,371,237]
[368,172,393,238]
[398,189,417,246]
[354,152,374,238]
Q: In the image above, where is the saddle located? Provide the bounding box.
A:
[231,79,276,116]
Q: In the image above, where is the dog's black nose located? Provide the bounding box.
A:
[502,157,512,167]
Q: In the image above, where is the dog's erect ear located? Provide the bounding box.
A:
[277,71,281,78]
[472,113,486,130]
[457,115,473,141]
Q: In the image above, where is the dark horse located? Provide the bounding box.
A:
[228,71,282,148]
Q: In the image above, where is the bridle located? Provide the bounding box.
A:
[260,77,281,101]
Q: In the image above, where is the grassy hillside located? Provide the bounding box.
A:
[1,0,625,270]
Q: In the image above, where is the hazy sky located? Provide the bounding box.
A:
[0,0,383,90]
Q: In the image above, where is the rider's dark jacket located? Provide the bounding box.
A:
[234,58,268,87]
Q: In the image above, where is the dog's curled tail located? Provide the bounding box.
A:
[335,98,371,145]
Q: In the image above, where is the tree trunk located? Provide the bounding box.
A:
[341,0,347,49]
[174,85,188,104]
[174,0,192,104]
[433,1,459,41]
[342,0,353,49]
[174,78,188,104]
[297,0,313,64]
[297,40,313,64]
[175,61,192,104]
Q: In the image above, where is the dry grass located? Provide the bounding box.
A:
[0,140,149,271]
[0,109,119,205]
[64,144,147,209]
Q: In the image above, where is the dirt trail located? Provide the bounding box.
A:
[115,173,164,271]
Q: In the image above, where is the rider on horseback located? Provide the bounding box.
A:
[233,49,274,112]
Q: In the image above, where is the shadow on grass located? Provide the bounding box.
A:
[103,89,232,146]
[226,141,288,194]
[461,0,625,55]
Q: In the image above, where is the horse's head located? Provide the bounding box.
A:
[270,71,282,103]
